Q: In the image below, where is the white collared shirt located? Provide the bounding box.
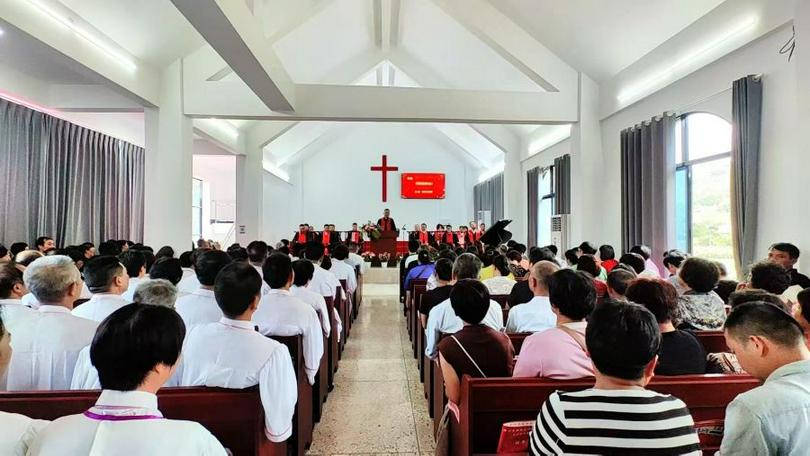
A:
[346,252,368,274]
[120,277,144,302]
[290,285,332,338]
[254,289,324,385]
[424,298,504,359]
[0,411,49,456]
[329,260,357,294]
[71,293,129,322]
[308,264,343,301]
[176,269,200,294]
[27,390,227,455]
[21,282,92,309]
[483,276,517,295]
[175,288,223,329]
[7,305,98,391]
[176,317,297,442]
[0,298,37,333]
[71,344,181,390]
[252,265,271,296]
[505,295,557,333]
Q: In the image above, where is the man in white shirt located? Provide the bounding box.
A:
[346,242,368,275]
[506,260,559,333]
[424,254,504,359]
[0,263,36,332]
[329,244,358,295]
[254,253,324,385]
[304,242,343,301]
[29,304,227,455]
[176,250,201,293]
[247,240,269,277]
[175,250,232,329]
[8,255,98,391]
[177,262,297,443]
[72,256,131,322]
[119,250,147,302]
[291,260,333,338]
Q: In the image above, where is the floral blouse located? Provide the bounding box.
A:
[677,291,726,330]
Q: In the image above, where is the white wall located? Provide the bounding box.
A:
[598,23,802,265]
[263,171,295,244]
[265,123,481,239]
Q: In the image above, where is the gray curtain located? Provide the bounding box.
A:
[620,113,676,265]
[0,98,144,246]
[473,173,504,225]
[527,167,539,247]
[730,75,762,275]
[553,154,571,214]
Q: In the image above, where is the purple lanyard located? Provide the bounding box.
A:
[84,408,162,422]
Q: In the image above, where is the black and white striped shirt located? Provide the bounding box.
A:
[530,388,701,455]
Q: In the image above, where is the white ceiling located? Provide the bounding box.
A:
[488,0,727,81]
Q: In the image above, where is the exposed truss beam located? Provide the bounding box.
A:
[171,0,296,112]
[373,0,400,52]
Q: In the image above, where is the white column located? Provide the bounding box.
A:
[235,147,264,245]
[143,60,193,252]
[502,150,524,243]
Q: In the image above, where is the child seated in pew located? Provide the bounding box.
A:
[29,304,228,455]
[177,262,297,443]
[0,312,50,455]
[529,302,701,455]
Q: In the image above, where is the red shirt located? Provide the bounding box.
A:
[350,231,361,243]
[419,231,428,245]
[322,231,331,245]
[297,232,307,243]
[602,259,619,273]
[445,231,454,244]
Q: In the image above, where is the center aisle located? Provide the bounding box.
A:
[308,283,435,455]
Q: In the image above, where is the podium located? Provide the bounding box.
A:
[370,231,398,256]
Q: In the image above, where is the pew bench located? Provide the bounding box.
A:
[270,335,313,456]
[0,386,286,456]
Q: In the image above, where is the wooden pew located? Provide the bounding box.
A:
[338,280,352,339]
[335,286,348,357]
[325,296,339,390]
[695,330,729,353]
[0,387,287,456]
[491,294,510,308]
[507,332,531,354]
[450,374,759,456]
[411,283,427,359]
[353,265,362,320]
[270,335,313,455]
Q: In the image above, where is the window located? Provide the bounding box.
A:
[537,166,555,246]
[675,113,734,276]
[192,178,203,241]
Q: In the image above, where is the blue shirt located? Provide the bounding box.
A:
[404,263,435,291]
[721,359,810,455]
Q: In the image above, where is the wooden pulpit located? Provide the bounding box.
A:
[370,231,398,256]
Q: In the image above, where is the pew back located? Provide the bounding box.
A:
[270,334,313,456]
[695,330,729,353]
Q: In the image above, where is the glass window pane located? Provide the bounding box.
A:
[538,197,553,246]
[191,209,201,238]
[538,169,552,195]
[685,113,732,161]
[675,118,684,164]
[675,167,689,252]
[690,157,735,277]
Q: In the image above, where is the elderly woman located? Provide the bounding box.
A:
[438,279,515,405]
[482,255,516,295]
[676,257,726,330]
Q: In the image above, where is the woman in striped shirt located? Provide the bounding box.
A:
[530,302,701,455]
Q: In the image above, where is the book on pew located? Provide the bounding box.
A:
[496,420,534,454]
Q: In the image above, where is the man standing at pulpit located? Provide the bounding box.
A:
[377,208,397,232]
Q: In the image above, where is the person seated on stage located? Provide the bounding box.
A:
[328,244,357,295]
[425,254,504,360]
[456,225,470,248]
[604,267,636,304]
[346,223,363,245]
[292,224,310,249]
[320,224,334,252]
[676,257,726,330]
[528,301,701,455]
[432,224,446,247]
[30,304,227,455]
[438,279,515,404]
[506,261,559,333]
[768,242,810,289]
[417,223,430,246]
[420,258,455,328]
[509,247,557,308]
[291,260,335,338]
[174,250,232,328]
[254,253,324,385]
[304,242,342,301]
[377,208,397,232]
[513,269,595,379]
[178,262,297,444]
[720,302,810,455]
[443,224,456,246]
[72,255,130,322]
[404,249,435,292]
[482,255,516,296]
[626,279,706,375]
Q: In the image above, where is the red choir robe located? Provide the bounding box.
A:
[418,231,429,245]
[444,230,455,245]
[348,230,362,244]
[457,231,467,247]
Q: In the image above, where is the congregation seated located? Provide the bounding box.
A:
[663,250,688,293]
[625,279,706,375]
[437,280,514,404]
[255,253,324,385]
[573,254,606,301]
[603,267,636,304]
[676,257,726,330]
[149,257,184,287]
[328,244,358,295]
[419,258,454,328]
[794,288,810,339]
[727,288,788,311]
[744,260,792,296]
[505,261,559,333]
[133,279,177,308]
[174,250,231,328]
[506,250,528,278]
[426,248,457,290]
[304,243,342,301]
[508,247,556,308]
[119,250,147,302]
[598,244,618,273]
[9,256,97,391]
[246,240,269,278]
[513,269,594,379]
[291,260,334,338]
[425,254,504,359]
[177,262,297,443]
[618,252,647,277]
[529,301,701,455]
[404,249,434,292]
[630,244,662,278]
[481,254,516,295]
[72,256,130,322]
[768,242,810,289]
[0,263,36,332]
[720,302,810,454]
[29,304,228,455]
[176,250,200,293]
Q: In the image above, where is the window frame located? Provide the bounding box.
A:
[192,178,204,240]
[537,165,556,245]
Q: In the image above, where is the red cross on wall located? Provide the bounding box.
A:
[370,154,399,202]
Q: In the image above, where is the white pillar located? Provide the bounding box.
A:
[235,147,264,245]
[503,150,524,243]
[143,60,193,252]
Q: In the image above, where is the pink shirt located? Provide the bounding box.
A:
[512,321,593,379]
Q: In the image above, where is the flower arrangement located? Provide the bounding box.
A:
[362,221,382,241]
[379,252,392,262]
[361,251,376,262]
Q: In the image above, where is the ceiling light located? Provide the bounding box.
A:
[28,0,137,72]
[617,16,758,105]
[528,125,572,156]
[262,160,290,182]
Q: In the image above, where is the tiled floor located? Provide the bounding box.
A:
[307,284,435,456]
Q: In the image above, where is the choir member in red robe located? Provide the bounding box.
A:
[457,225,469,248]
[346,223,363,245]
[418,223,430,246]
[433,224,445,247]
[292,224,311,250]
[443,224,457,246]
